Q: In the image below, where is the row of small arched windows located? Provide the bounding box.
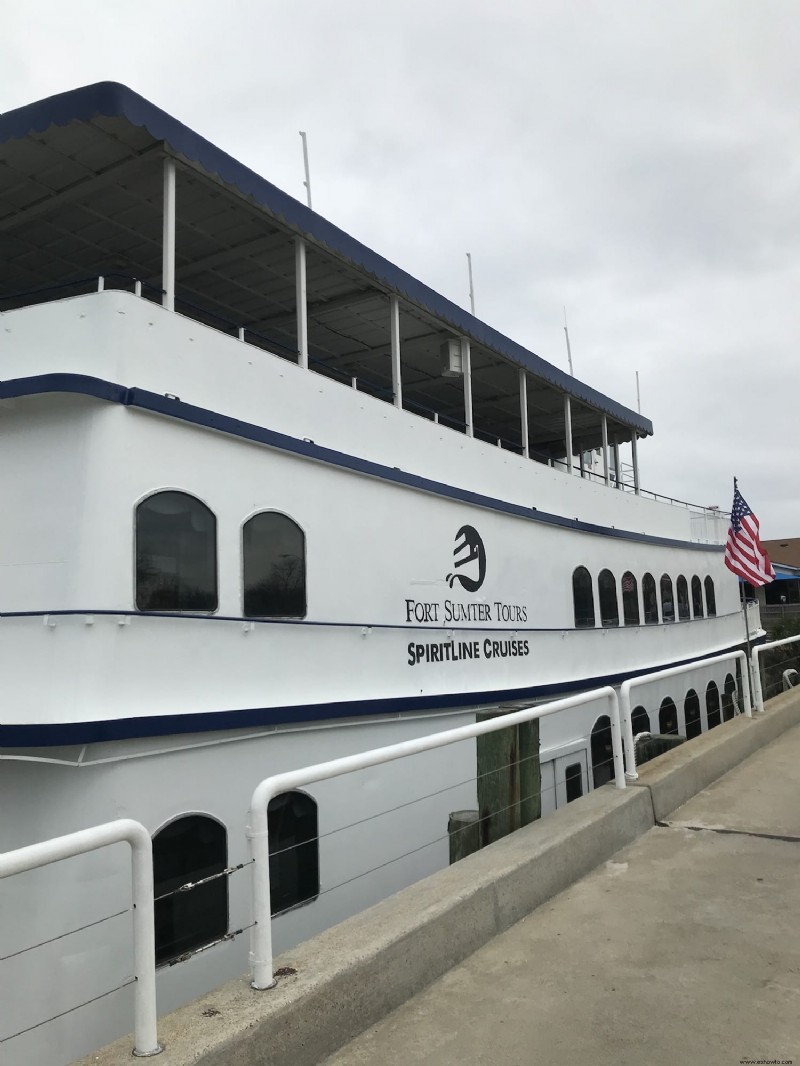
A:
[136,491,307,618]
[152,792,318,965]
[573,567,717,629]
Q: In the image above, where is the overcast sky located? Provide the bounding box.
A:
[4,1,799,536]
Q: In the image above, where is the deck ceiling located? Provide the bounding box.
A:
[0,84,652,457]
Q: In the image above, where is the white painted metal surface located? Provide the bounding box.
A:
[247,686,624,990]
[0,820,160,1058]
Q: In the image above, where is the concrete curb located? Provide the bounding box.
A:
[76,692,800,1066]
[628,688,800,821]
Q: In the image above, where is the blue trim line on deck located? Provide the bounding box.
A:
[0,638,756,748]
[1,373,721,553]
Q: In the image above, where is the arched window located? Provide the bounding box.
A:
[621,572,640,626]
[691,576,704,618]
[565,763,584,803]
[631,706,651,736]
[572,566,595,628]
[153,815,227,966]
[676,576,690,621]
[598,569,619,627]
[706,681,721,729]
[659,697,678,735]
[590,715,614,788]
[705,576,717,617]
[268,791,319,915]
[642,573,659,625]
[660,575,675,623]
[684,689,701,738]
[243,512,306,618]
[722,674,736,721]
[136,491,217,612]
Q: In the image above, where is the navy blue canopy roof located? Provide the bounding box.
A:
[0,81,652,439]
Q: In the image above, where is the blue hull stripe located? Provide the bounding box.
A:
[2,373,721,553]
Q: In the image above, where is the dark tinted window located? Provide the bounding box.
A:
[706,681,721,729]
[565,763,583,803]
[268,791,319,915]
[660,575,675,622]
[243,512,306,618]
[573,567,595,628]
[691,576,704,618]
[642,573,659,625]
[622,572,640,626]
[659,697,678,735]
[684,689,701,738]
[631,706,651,735]
[153,815,227,966]
[677,576,690,621]
[598,569,619,627]
[722,674,736,721]
[705,576,717,617]
[591,715,614,787]
[136,491,217,611]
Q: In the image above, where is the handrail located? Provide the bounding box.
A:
[247,686,624,990]
[0,819,162,1058]
[751,634,800,712]
[619,650,752,778]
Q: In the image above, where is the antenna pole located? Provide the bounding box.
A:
[563,307,574,375]
[299,131,312,210]
[636,370,641,413]
[466,252,476,315]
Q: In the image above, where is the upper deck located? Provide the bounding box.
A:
[0,82,723,542]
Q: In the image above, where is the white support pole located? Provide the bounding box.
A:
[461,338,473,437]
[390,295,402,409]
[613,439,621,489]
[602,415,610,487]
[519,369,529,458]
[631,432,640,495]
[0,820,161,1058]
[295,237,308,369]
[563,395,574,475]
[247,685,624,990]
[161,158,176,312]
[579,446,586,478]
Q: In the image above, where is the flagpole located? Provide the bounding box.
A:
[734,476,755,710]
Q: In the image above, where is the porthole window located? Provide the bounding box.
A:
[598,569,619,627]
[660,575,675,623]
[659,697,678,735]
[136,491,217,612]
[631,706,651,735]
[621,572,640,626]
[706,681,721,729]
[691,576,704,618]
[677,576,690,621]
[722,674,736,721]
[705,576,717,617]
[243,512,307,618]
[642,573,659,625]
[572,566,595,628]
[268,791,319,915]
[153,815,227,966]
[684,689,701,738]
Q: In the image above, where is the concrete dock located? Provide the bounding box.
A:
[325,721,800,1066]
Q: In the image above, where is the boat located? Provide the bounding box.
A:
[0,82,761,1065]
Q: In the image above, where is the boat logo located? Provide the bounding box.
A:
[446,525,486,592]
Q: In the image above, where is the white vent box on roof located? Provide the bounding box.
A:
[440,339,463,377]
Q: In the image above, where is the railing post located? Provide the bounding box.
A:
[162,158,176,312]
[248,783,277,990]
[619,680,638,780]
[607,689,627,788]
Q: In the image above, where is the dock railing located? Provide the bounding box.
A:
[247,686,625,991]
[751,634,800,712]
[0,819,162,1058]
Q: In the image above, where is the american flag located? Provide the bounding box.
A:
[724,486,775,587]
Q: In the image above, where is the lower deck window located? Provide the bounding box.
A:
[565,763,584,803]
[268,791,319,915]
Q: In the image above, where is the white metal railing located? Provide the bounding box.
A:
[0,819,161,1058]
[619,650,752,779]
[246,686,625,990]
[751,634,800,712]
